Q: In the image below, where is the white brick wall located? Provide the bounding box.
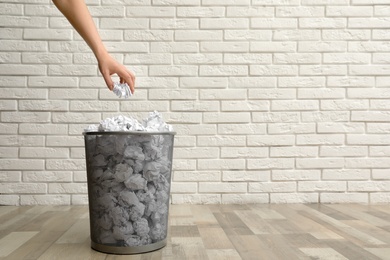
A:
[1,0,389,205]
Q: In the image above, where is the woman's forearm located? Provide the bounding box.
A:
[52,0,108,61]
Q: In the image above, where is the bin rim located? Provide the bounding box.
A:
[83,131,176,136]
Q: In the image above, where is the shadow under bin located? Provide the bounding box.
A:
[83,131,175,254]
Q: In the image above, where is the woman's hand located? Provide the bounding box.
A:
[98,53,135,94]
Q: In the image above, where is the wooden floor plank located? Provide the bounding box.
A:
[0,204,388,259]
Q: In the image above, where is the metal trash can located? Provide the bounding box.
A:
[83,131,175,254]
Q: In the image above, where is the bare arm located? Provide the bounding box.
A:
[52,0,135,93]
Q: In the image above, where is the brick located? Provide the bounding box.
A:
[349,181,390,192]
[151,18,198,29]
[203,112,251,123]
[23,171,71,182]
[0,64,46,76]
[301,111,349,122]
[46,159,85,170]
[1,112,50,123]
[277,6,324,17]
[0,76,26,87]
[367,123,390,133]
[177,7,224,17]
[0,100,17,111]
[149,65,198,76]
[52,112,100,123]
[225,30,272,40]
[201,42,249,53]
[271,193,319,203]
[373,30,390,40]
[253,112,299,123]
[300,65,347,76]
[320,146,367,157]
[21,195,70,205]
[229,77,276,88]
[0,171,21,182]
[171,101,219,111]
[0,136,44,147]
[200,65,248,76]
[274,53,321,64]
[296,158,344,169]
[323,169,370,180]
[222,194,269,204]
[247,135,295,146]
[151,42,198,53]
[135,77,178,88]
[24,28,72,40]
[49,17,73,29]
[171,194,221,204]
[127,6,174,17]
[198,159,245,170]
[247,158,294,170]
[164,112,202,124]
[252,18,298,28]
[278,76,324,88]
[149,89,197,100]
[152,0,199,5]
[201,89,247,100]
[173,135,197,147]
[19,124,67,135]
[274,29,320,41]
[0,16,47,28]
[0,148,18,158]
[0,159,44,170]
[173,147,219,159]
[49,89,98,100]
[124,53,171,64]
[89,6,124,16]
[199,182,247,193]
[272,170,320,181]
[171,182,197,193]
[19,100,68,111]
[70,101,119,112]
[201,18,249,29]
[174,54,222,64]
[228,6,273,17]
[352,111,390,122]
[0,3,23,15]
[73,171,87,182]
[121,101,169,112]
[175,30,222,41]
[174,171,221,182]
[320,193,368,203]
[0,28,22,39]
[271,100,318,111]
[222,100,269,111]
[218,124,266,135]
[249,182,296,193]
[100,18,148,28]
[321,100,368,110]
[174,124,217,135]
[372,169,390,180]
[300,18,346,28]
[48,65,97,76]
[249,89,296,99]
[181,77,228,88]
[370,193,390,204]
[173,159,196,170]
[299,41,346,52]
[71,195,88,205]
[347,134,390,145]
[124,30,173,41]
[250,42,296,52]
[221,147,268,158]
[324,53,370,64]
[20,147,69,159]
[253,0,299,5]
[0,183,46,194]
[297,134,344,145]
[49,183,87,194]
[71,148,85,158]
[370,146,390,157]
[225,53,272,64]
[102,0,150,5]
[0,52,20,63]
[345,158,390,169]
[28,77,78,88]
[323,29,370,40]
[318,122,365,134]
[268,123,315,134]
[46,136,84,147]
[223,170,270,183]
[270,146,318,157]
[299,181,346,192]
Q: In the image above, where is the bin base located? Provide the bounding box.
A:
[91,239,166,255]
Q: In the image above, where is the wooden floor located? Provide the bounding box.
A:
[0,204,389,260]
